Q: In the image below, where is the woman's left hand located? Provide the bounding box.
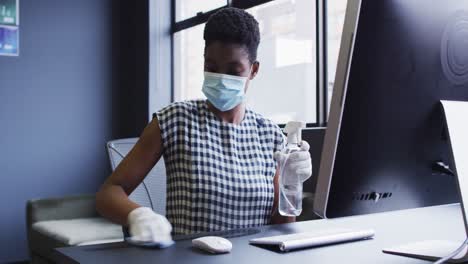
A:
[274,140,312,182]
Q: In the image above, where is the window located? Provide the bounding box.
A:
[172,0,348,125]
[246,1,317,124]
[327,0,348,111]
[175,0,226,22]
[173,24,205,101]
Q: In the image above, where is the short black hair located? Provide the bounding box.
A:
[204,7,260,63]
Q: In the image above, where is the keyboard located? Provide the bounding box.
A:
[249,228,375,252]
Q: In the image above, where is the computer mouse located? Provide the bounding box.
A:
[192,236,232,254]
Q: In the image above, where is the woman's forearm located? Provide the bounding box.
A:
[96,119,165,226]
[96,183,140,226]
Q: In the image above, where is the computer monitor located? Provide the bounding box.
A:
[314,0,468,218]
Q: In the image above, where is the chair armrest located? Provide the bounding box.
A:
[27,194,99,225]
[26,194,100,261]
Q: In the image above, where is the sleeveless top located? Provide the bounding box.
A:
[156,99,285,235]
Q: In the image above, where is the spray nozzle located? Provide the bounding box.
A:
[284,121,306,145]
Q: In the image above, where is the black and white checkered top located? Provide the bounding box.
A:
[156,99,285,235]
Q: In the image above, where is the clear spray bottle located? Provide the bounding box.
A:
[279,121,307,216]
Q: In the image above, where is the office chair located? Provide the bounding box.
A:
[106,138,167,215]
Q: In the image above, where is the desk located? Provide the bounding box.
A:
[54,204,465,264]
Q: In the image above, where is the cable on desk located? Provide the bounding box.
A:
[433,237,468,264]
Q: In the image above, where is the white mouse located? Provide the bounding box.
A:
[192,236,232,254]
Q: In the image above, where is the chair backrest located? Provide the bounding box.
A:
[106,138,166,215]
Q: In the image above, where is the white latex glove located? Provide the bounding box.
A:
[127,207,173,244]
[274,140,312,184]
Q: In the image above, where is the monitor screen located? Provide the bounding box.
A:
[314,0,468,218]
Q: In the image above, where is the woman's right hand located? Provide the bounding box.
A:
[127,207,173,243]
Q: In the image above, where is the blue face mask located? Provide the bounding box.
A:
[202,71,248,112]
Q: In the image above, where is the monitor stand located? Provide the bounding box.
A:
[383,100,468,263]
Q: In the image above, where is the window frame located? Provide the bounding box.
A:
[170,0,328,127]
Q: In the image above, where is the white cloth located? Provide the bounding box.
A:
[127,207,173,243]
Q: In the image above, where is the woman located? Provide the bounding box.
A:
[96,7,312,243]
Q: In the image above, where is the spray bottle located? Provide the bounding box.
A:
[279,121,307,216]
